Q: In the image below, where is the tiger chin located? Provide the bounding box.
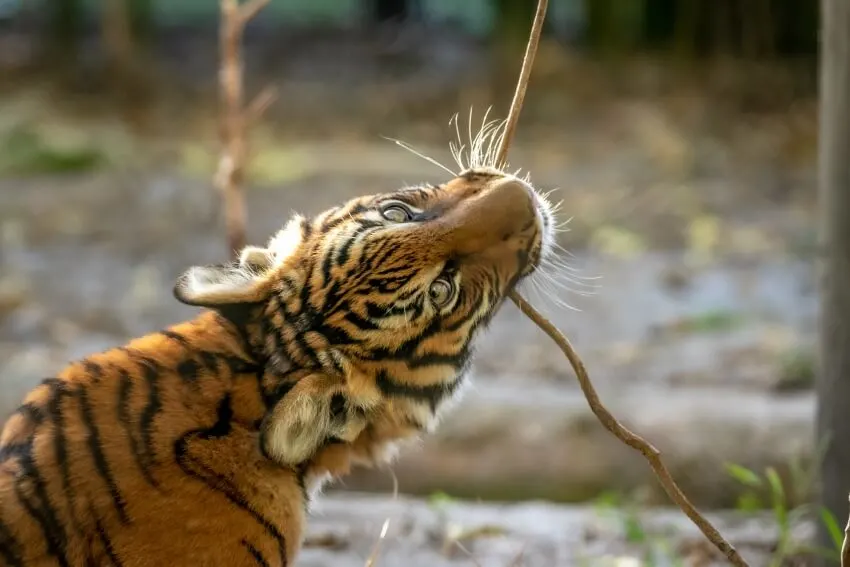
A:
[0,166,556,566]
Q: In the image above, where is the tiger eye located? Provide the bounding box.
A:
[382,206,409,223]
[380,200,413,223]
[429,278,453,306]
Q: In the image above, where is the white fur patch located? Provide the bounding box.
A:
[239,245,275,271]
[267,215,305,265]
[179,264,259,304]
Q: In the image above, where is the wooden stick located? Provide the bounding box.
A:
[842,494,850,567]
[498,2,749,566]
[216,0,276,259]
[510,295,747,566]
[494,0,548,169]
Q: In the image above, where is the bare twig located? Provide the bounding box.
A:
[498,2,749,566]
[509,294,747,566]
[217,0,274,259]
[842,494,850,567]
[363,518,390,567]
[494,0,548,169]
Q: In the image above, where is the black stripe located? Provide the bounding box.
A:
[176,359,200,384]
[375,370,465,411]
[117,370,158,488]
[0,517,24,567]
[366,275,411,294]
[321,280,344,313]
[320,204,366,234]
[47,380,82,537]
[261,375,297,409]
[293,276,323,366]
[406,350,469,369]
[408,295,425,320]
[326,350,345,375]
[78,389,130,524]
[14,448,70,567]
[364,301,390,320]
[241,540,271,567]
[198,351,219,373]
[201,395,233,439]
[367,316,443,361]
[0,443,28,463]
[213,308,260,360]
[311,320,357,346]
[174,433,287,564]
[221,355,261,375]
[280,306,321,368]
[336,221,382,268]
[94,514,123,567]
[300,216,312,239]
[15,402,45,425]
[445,298,478,333]
[320,244,334,288]
[262,315,288,368]
[83,362,103,382]
[159,330,190,346]
[135,356,162,472]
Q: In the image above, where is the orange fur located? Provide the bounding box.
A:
[0,167,556,566]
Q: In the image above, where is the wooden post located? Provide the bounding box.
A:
[216,0,275,259]
[817,0,850,564]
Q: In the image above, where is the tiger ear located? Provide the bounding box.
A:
[173,245,276,307]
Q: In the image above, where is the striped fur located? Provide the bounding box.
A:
[0,167,556,566]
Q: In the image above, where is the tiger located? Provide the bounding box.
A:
[0,151,558,565]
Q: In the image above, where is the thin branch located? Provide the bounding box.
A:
[494,0,548,169]
[842,495,850,567]
[217,0,273,259]
[238,0,271,25]
[247,86,278,125]
[496,1,750,566]
[509,294,748,567]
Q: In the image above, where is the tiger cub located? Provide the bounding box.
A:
[0,166,556,566]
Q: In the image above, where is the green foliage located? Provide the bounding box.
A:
[591,490,687,567]
[0,126,107,175]
[724,447,842,566]
[820,508,845,555]
[427,490,456,509]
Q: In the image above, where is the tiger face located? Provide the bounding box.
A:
[173,166,556,465]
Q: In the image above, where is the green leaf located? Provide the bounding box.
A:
[765,467,788,529]
[820,507,845,554]
[735,492,764,512]
[623,512,647,544]
[724,463,763,488]
[428,490,454,509]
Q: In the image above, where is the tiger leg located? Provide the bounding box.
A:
[259,373,368,466]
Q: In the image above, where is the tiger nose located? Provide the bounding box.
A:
[439,177,537,255]
[487,177,537,222]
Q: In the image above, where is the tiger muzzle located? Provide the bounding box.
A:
[432,178,538,256]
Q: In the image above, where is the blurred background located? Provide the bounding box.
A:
[0,0,828,565]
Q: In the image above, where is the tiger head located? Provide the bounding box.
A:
[173,165,557,463]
